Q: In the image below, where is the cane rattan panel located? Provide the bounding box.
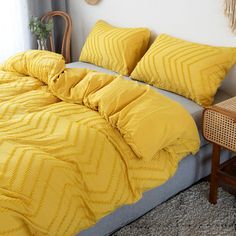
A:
[203,97,236,152]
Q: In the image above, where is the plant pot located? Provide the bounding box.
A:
[37,39,48,50]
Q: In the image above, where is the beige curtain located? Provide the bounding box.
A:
[225,0,236,33]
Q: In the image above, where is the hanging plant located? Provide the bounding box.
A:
[29,16,53,50]
[224,0,236,33]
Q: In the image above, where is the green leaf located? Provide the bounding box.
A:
[29,15,53,40]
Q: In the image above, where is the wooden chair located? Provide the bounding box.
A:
[41,11,72,63]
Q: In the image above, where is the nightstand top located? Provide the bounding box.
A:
[209,96,236,122]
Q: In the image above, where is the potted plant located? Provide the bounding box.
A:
[29,16,53,50]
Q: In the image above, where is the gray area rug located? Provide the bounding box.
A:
[113,182,236,236]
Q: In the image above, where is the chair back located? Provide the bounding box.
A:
[41,11,72,63]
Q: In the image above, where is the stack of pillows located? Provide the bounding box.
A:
[79,20,236,107]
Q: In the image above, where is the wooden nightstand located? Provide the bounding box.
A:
[203,96,236,204]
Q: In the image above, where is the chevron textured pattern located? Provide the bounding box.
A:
[131,34,236,107]
[0,51,199,235]
[79,20,151,76]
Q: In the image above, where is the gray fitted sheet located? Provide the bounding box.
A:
[66,62,233,236]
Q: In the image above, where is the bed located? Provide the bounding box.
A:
[66,62,233,236]
[0,49,234,236]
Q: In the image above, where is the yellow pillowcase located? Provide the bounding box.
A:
[79,20,151,76]
[131,34,236,107]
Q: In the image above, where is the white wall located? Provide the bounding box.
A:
[67,0,236,95]
[68,0,236,59]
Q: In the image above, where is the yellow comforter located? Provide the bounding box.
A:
[0,51,200,235]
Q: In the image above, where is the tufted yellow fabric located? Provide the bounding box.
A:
[0,50,199,235]
[131,34,236,107]
[79,20,151,76]
[3,50,65,84]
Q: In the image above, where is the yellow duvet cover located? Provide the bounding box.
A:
[0,51,200,235]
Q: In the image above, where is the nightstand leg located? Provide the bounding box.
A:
[209,143,221,204]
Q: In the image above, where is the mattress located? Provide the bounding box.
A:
[67,62,231,146]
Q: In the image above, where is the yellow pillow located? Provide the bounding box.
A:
[131,34,236,107]
[79,20,151,76]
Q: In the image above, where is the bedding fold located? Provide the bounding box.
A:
[0,50,200,235]
[49,71,199,162]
